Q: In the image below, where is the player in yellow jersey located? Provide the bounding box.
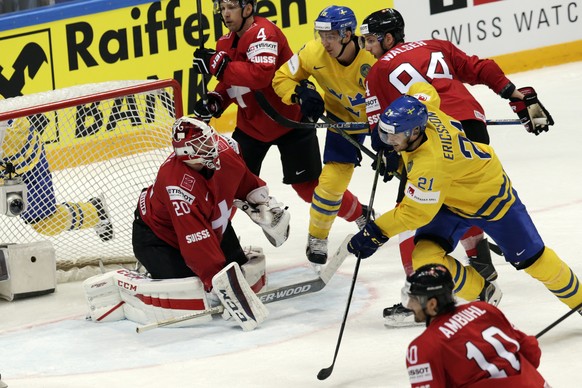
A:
[1,117,113,240]
[347,82,582,313]
[273,5,376,265]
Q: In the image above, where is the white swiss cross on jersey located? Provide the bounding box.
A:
[211,200,231,234]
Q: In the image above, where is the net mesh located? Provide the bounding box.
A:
[0,79,181,282]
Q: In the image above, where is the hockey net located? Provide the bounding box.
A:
[0,79,182,282]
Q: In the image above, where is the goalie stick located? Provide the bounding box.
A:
[136,234,353,333]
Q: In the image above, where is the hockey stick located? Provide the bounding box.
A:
[136,236,352,333]
[195,0,211,105]
[318,150,384,381]
[255,91,368,130]
[486,119,521,125]
[319,115,375,159]
[535,301,582,339]
[256,90,519,129]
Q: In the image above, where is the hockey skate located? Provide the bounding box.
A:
[90,196,114,242]
[479,280,502,306]
[355,204,377,230]
[383,302,422,327]
[468,238,498,281]
[306,234,327,269]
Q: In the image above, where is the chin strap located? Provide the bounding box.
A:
[335,36,357,59]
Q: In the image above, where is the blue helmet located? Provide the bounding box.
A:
[378,95,428,143]
[314,5,357,38]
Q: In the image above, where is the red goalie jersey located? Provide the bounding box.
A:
[213,16,302,142]
[406,301,547,388]
[137,136,265,290]
[365,39,512,127]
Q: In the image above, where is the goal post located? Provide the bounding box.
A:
[0,79,182,282]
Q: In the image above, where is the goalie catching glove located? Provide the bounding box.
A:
[509,86,554,135]
[234,186,290,247]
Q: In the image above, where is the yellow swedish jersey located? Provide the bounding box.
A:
[376,83,516,238]
[272,39,375,134]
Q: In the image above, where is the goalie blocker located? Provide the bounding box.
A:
[83,247,268,330]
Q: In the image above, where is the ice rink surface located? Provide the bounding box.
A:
[1,61,582,387]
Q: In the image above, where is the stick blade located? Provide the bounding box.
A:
[317,366,333,380]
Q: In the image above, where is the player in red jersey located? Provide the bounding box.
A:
[132,117,289,292]
[403,264,548,388]
[359,8,554,325]
[192,0,369,240]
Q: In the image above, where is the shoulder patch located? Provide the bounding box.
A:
[366,96,381,113]
[287,53,300,75]
[407,362,433,384]
[360,63,371,78]
[171,182,196,203]
[405,182,440,204]
[247,40,278,58]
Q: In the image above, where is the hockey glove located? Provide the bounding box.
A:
[347,222,388,259]
[193,92,224,122]
[509,87,554,135]
[193,48,231,79]
[292,79,324,122]
[372,147,399,182]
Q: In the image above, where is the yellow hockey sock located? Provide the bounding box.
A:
[412,239,485,301]
[30,201,100,236]
[308,163,354,239]
[524,247,582,309]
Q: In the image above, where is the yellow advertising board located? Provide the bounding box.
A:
[0,1,388,134]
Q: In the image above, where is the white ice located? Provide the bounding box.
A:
[1,62,581,388]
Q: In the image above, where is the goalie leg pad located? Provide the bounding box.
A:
[83,272,126,322]
[113,269,212,327]
[212,262,269,331]
[242,246,267,293]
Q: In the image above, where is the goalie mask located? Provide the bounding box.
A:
[172,117,221,170]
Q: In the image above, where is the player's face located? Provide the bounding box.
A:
[384,132,410,152]
[402,293,427,323]
[317,30,345,58]
[218,0,244,32]
[360,34,385,59]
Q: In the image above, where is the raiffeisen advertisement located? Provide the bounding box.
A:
[0,0,384,129]
[1,0,580,129]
